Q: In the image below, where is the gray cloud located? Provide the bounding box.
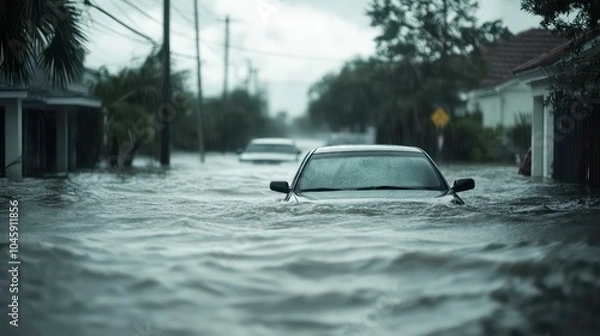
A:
[85,0,542,118]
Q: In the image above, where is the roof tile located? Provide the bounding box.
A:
[479,28,567,88]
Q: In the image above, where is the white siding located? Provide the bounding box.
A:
[475,95,502,127]
[501,85,533,126]
[467,81,533,128]
[531,95,545,177]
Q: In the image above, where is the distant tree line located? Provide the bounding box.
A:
[173,90,289,153]
[90,49,287,168]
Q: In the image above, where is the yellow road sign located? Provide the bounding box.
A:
[431,107,450,129]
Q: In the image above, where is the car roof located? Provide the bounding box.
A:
[313,144,424,154]
[249,138,296,145]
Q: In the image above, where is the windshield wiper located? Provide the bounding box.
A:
[299,187,348,192]
[299,186,443,192]
[354,186,441,190]
[354,186,411,190]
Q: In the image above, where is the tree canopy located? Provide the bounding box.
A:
[367,0,511,63]
[521,0,600,37]
[308,57,385,133]
[521,0,600,108]
[0,0,87,87]
[91,49,191,167]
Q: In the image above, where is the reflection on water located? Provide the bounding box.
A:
[1,145,600,336]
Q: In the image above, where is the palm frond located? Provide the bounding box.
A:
[0,0,87,87]
[0,1,37,85]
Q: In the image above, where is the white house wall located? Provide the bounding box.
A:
[531,95,545,177]
[501,86,533,126]
[530,79,553,179]
[470,94,502,127]
[467,81,533,128]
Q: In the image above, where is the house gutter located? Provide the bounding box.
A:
[513,66,551,85]
[468,78,519,99]
[44,96,102,108]
[0,90,29,99]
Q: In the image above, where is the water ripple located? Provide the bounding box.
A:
[2,152,600,336]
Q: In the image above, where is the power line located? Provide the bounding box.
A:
[121,0,161,23]
[84,0,158,46]
[189,15,348,62]
[198,37,348,62]
[91,18,157,46]
[226,44,348,61]
[120,0,194,40]
[198,38,224,55]
[171,2,197,25]
[88,15,203,64]
[110,0,142,31]
[86,1,346,65]
[172,51,206,60]
[197,1,224,21]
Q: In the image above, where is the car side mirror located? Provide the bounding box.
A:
[270,181,290,193]
[236,148,243,154]
[452,178,475,193]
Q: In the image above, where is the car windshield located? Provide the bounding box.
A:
[245,143,298,154]
[297,152,445,191]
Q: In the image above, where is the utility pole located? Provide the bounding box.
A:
[245,59,255,93]
[260,81,268,118]
[194,0,205,163]
[222,15,230,100]
[245,59,251,90]
[160,0,171,166]
[252,68,259,97]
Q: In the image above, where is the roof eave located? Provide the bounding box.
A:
[43,96,102,108]
[0,90,29,99]
[468,77,520,98]
[513,66,551,85]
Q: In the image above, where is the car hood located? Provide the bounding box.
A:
[239,152,297,161]
[292,189,454,204]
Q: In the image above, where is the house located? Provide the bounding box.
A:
[464,29,567,128]
[1,68,103,181]
[513,37,600,184]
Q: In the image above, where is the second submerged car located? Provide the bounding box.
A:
[239,138,302,164]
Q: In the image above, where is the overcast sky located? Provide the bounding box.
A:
[83,0,543,118]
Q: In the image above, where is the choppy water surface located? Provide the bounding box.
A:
[2,141,600,336]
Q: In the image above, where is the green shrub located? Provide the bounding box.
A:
[507,112,531,154]
[444,112,504,162]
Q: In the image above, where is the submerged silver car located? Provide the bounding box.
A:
[269,145,475,204]
[238,138,302,164]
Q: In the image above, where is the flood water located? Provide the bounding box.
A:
[2,139,600,336]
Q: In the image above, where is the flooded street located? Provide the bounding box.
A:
[2,140,600,336]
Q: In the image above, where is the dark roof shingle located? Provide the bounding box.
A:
[479,28,567,88]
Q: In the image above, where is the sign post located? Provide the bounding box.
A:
[430,107,450,160]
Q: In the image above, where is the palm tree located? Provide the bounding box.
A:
[0,0,87,87]
[91,50,191,168]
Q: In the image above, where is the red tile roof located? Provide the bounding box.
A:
[479,28,567,88]
[512,29,600,74]
[511,40,572,74]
